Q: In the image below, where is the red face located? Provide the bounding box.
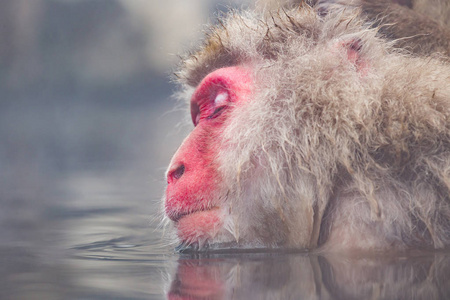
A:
[165,66,253,245]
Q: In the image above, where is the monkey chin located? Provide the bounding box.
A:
[174,207,225,251]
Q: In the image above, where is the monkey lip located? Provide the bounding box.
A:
[174,207,223,244]
[171,206,219,223]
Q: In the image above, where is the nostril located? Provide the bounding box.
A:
[173,164,185,179]
[168,164,185,183]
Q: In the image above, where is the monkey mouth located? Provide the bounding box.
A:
[171,206,219,222]
[167,205,219,223]
[168,211,189,223]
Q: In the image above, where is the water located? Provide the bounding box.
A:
[0,100,179,300]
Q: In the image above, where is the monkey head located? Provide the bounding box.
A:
[163,5,450,252]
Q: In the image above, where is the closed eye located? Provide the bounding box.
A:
[190,81,233,126]
[207,106,226,119]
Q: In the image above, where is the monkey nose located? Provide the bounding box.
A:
[167,164,185,184]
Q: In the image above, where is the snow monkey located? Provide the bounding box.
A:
[163,0,450,252]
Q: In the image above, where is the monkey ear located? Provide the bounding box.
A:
[339,38,368,74]
[343,39,362,64]
[334,37,369,76]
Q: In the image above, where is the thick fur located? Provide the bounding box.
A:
[315,0,450,56]
[172,3,450,252]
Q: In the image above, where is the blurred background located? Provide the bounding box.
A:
[0,0,259,299]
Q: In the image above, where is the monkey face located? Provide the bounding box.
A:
[163,3,450,252]
[165,67,254,249]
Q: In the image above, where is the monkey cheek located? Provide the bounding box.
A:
[175,208,223,244]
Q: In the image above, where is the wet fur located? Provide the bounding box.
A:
[171,3,450,252]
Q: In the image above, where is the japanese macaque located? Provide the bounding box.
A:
[163,0,450,252]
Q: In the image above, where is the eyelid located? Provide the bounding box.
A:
[214,91,229,107]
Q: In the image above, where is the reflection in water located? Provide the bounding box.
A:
[167,252,450,300]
